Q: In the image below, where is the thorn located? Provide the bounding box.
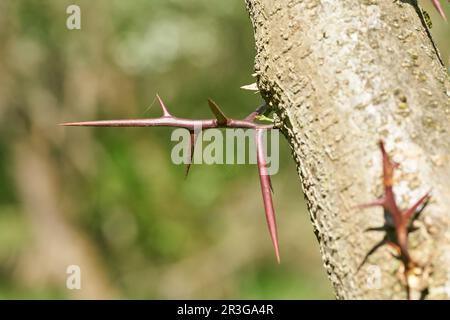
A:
[156,94,172,117]
[62,96,283,264]
[60,122,88,127]
[353,197,386,210]
[207,99,228,126]
[431,0,447,21]
[410,193,431,222]
[256,129,280,263]
[240,83,259,91]
[184,165,192,179]
[403,191,431,221]
[185,131,198,178]
[60,119,144,127]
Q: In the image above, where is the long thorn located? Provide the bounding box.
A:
[431,0,447,20]
[60,119,170,127]
[185,131,198,178]
[60,118,217,129]
[256,129,280,263]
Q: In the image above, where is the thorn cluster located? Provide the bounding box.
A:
[61,95,281,263]
[357,141,431,297]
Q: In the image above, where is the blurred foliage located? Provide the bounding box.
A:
[0,0,448,299]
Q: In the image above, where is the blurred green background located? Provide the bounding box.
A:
[0,0,447,299]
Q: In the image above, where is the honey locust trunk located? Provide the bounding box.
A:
[245,0,450,299]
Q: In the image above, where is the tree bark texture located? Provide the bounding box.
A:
[245,0,450,299]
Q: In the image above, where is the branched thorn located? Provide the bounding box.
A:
[356,141,431,298]
[61,95,281,263]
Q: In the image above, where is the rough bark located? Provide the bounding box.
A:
[245,0,450,299]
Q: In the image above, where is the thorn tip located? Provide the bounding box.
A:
[156,94,172,117]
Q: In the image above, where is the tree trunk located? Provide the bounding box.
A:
[245,0,450,299]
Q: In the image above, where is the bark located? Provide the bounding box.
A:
[245,0,450,299]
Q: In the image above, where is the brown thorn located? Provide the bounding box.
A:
[185,131,198,178]
[207,99,228,126]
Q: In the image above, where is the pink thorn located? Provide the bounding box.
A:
[156,94,172,117]
[59,119,160,127]
[256,129,280,263]
[353,197,386,210]
[431,0,447,20]
[403,191,431,221]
